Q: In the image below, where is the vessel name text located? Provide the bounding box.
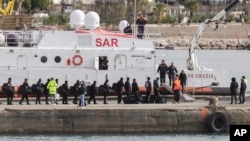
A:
[96,38,118,47]
[187,74,214,78]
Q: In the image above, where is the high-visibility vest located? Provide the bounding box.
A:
[47,80,58,95]
[173,79,182,91]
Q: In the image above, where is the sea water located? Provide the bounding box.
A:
[0,50,248,140]
[0,133,228,141]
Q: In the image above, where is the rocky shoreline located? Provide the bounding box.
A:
[153,37,250,50]
[146,24,250,50]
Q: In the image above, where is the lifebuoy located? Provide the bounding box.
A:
[72,55,83,66]
[206,112,228,132]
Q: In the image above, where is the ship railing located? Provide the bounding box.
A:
[0,30,43,48]
[118,24,162,39]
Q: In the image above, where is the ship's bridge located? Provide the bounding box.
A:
[36,29,155,51]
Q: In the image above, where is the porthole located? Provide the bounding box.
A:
[41,56,47,63]
[55,56,61,63]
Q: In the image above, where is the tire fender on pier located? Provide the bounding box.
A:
[206,112,228,132]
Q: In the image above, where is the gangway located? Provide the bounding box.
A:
[161,84,195,102]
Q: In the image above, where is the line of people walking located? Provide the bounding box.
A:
[0,77,112,107]
[0,60,185,105]
[1,60,247,106]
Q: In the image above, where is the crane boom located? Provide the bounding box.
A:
[0,0,15,15]
[186,0,244,70]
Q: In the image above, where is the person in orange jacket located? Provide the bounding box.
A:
[172,75,182,104]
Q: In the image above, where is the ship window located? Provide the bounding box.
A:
[99,56,108,70]
[41,56,47,63]
[55,56,61,63]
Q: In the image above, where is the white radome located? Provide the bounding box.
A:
[118,20,129,33]
[70,9,85,29]
[84,11,100,30]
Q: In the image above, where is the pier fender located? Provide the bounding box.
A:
[206,112,228,132]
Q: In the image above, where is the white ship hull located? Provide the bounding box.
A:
[0,29,226,94]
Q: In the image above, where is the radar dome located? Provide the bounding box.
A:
[70,10,85,29]
[0,34,5,46]
[84,11,100,30]
[118,20,129,33]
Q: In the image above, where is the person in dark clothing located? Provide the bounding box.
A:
[145,77,152,102]
[61,80,70,104]
[55,78,59,104]
[230,77,238,104]
[2,77,14,105]
[136,13,147,39]
[19,78,31,105]
[239,77,247,104]
[44,78,50,104]
[157,60,168,86]
[153,77,160,103]
[132,78,140,102]
[73,80,81,104]
[35,78,44,104]
[116,77,124,104]
[88,81,97,104]
[79,80,86,107]
[124,77,131,97]
[103,79,110,104]
[168,62,178,86]
[179,70,187,93]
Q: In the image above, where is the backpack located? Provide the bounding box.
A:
[2,83,9,92]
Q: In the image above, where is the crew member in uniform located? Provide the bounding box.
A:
[157,60,168,85]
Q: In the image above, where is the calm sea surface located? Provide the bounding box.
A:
[0,133,228,141]
[0,50,248,140]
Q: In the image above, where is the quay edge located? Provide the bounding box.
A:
[0,105,250,134]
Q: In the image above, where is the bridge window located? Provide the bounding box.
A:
[99,56,108,70]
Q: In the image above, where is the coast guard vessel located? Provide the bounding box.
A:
[0,0,245,95]
[0,11,159,87]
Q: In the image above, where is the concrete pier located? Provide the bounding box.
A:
[0,98,250,134]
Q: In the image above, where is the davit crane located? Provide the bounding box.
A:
[186,0,245,71]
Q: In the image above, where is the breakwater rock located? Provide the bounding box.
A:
[153,37,250,50]
[146,23,250,50]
